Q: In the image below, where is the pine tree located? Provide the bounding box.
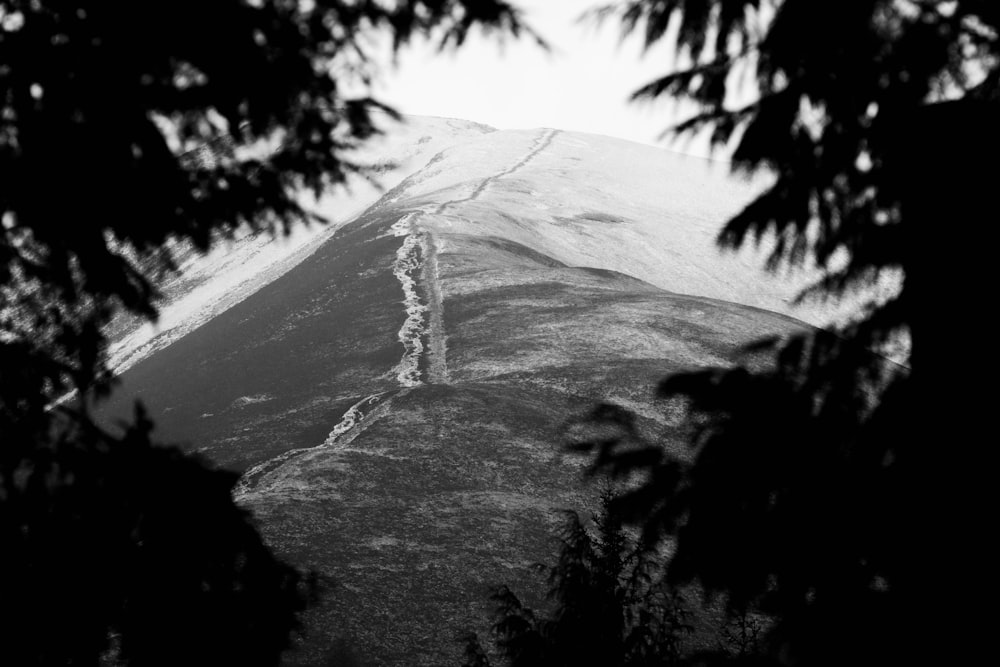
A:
[575,2,998,665]
[465,488,693,667]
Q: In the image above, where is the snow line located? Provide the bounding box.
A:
[232,391,391,499]
[431,128,560,213]
[390,212,430,387]
[469,128,559,199]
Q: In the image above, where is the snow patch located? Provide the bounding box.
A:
[231,393,274,408]
[233,391,390,499]
[322,393,384,444]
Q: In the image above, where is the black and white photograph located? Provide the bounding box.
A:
[1,1,994,665]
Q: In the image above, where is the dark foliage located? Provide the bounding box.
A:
[575,2,999,665]
[2,406,316,666]
[1,1,534,663]
[720,609,764,659]
[462,489,693,667]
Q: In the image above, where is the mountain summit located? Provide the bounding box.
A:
[100,119,811,664]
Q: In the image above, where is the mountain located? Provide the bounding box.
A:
[104,115,497,376]
[98,121,817,664]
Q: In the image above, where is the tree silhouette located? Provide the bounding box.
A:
[1,1,536,663]
[2,405,320,666]
[462,488,693,667]
[574,2,998,665]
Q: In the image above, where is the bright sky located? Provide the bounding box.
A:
[373,0,721,159]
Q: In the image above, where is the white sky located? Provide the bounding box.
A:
[373,0,723,159]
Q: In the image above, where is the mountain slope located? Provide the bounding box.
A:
[105,115,497,376]
[98,125,811,664]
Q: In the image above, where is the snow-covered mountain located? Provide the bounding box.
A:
[105,115,497,376]
[98,119,869,665]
